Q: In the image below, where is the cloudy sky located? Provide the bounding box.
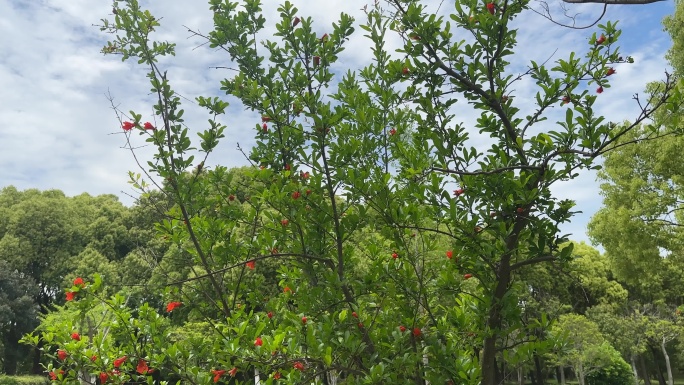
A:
[0,0,675,246]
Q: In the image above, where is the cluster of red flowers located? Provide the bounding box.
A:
[211,368,238,383]
[122,121,155,131]
[48,370,64,380]
[65,277,86,301]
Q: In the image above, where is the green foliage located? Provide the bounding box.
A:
[585,344,634,385]
[25,0,680,384]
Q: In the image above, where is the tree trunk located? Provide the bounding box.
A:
[530,369,538,385]
[481,272,511,385]
[577,361,585,385]
[639,354,652,385]
[649,345,667,385]
[518,366,524,385]
[534,353,546,385]
[494,355,503,384]
[631,355,639,385]
[661,338,673,385]
[560,366,565,385]
[482,216,526,385]
[31,340,42,374]
[3,327,19,375]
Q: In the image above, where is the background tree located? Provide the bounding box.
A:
[0,260,39,375]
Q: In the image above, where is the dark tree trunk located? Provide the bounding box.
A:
[640,354,652,385]
[530,369,538,385]
[482,277,508,385]
[649,345,667,385]
[3,327,19,375]
[495,354,504,384]
[534,353,546,385]
[31,340,43,374]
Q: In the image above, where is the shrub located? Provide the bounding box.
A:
[586,345,634,385]
[0,375,49,385]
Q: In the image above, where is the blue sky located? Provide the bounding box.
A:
[0,0,676,246]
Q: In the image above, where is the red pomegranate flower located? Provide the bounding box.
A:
[446,250,453,259]
[122,121,135,131]
[293,362,305,371]
[65,291,76,301]
[57,349,68,361]
[136,359,150,374]
[166,301,182,312]
[254,337,263,347]
[228,367,238,377]
[211,369,226,383]
[246,260,255,270]
[143,122,155,130]
[113,356,127,368]
[71,332,80,341]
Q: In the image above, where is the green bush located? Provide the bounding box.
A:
[0,375,49,385]
[586,345,634,385]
